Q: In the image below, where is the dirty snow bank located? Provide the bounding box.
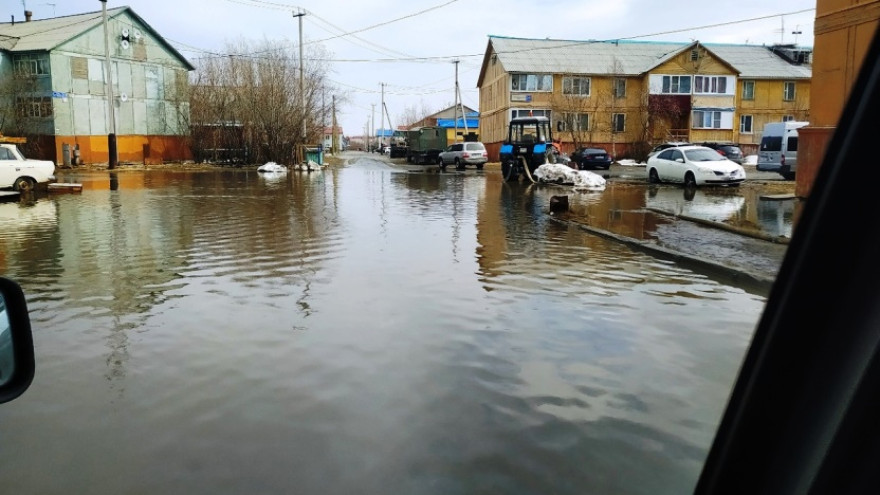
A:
[744,155,758,165]
[616,159,645,167]
[534,163,606,191]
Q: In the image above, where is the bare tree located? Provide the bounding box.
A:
[187,38,335,165]
[397,100,435,129]
[0,69,50,156]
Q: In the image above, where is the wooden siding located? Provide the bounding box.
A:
[479,42,812,161]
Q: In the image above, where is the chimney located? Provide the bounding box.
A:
[25,10,33,22]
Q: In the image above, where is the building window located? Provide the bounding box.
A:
[612,113,625,133]
[742,80,755,100]
[613,78,626,98]
[693,110,722,129]
[13,53,50,76]
[562,76,591,96]
[782,115,795,122]
[511,73,553,92]
[783,81,796,101]
[694,76,728,94]
[559,112,589,131]
[661,75,691,94]
[16,96,53,118]
[740,115,753,134]
[511,108,551,120]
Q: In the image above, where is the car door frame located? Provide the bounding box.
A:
[694,21,880,495]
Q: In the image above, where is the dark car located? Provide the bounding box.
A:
[700,142,744,164]
[646,141,691,161]
[570,147,612,170]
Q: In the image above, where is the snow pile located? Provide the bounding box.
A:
[293,160,324,171]
[534,163,606,191]
[744,155,758,165]
[616,158,644,167]
[257,162,286,172]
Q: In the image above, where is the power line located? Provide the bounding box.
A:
[172,7,816,64]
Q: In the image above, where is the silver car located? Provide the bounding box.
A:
[438,142,488,170]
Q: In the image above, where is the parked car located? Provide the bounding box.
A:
[437,142,488,170]
[0,144,55,192]
[570,147,612,170]
[700,142,745,164]
[550,143,572,168]
[646,145,745,187]
[647,141,691,159]
[757,121,809,180]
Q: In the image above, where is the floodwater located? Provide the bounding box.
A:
[0,155,766,494]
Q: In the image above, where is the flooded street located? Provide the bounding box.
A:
[0,155,767,494]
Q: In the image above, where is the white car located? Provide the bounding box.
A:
[647,145,745,187]
[437,142,488,170]
[0,144,56,192]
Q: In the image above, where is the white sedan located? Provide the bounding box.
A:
[647,145,745,187]
[0,144,55,192]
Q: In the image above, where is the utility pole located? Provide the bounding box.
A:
[371,103,376,151]
[100,0,117,169]
[380,82,386,149]
[452,60,469,142]
[294,9,306,161]
[331,94,338,154]
[453,60,459,143]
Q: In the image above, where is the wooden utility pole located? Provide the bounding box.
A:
[100,0,117,169]
[293,9,306,163]
[380,82,386,149]
[332,94,338,154]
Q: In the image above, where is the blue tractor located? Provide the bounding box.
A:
[499,116,557,182]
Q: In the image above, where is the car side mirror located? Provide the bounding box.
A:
[676,158,685,163]
[0,277,35,404]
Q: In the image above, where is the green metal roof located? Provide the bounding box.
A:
[0,6,194,70]
[479,36,811,85]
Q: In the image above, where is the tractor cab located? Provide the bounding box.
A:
[500,117,556,182]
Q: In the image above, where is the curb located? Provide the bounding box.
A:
[549,215,776,294]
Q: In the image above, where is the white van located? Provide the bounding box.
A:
[757,121,808,180]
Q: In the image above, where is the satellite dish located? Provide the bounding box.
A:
[120,93,128,102]
[120,39,130,50]
[121,27,130,39]
[133,29,142,40]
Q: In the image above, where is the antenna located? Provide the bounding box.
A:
[792,25,803,44]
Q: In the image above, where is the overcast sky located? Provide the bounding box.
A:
[9,0,816,138]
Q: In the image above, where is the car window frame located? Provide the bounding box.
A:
[695,22,880,495]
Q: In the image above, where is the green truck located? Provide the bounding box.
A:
[405,126,447,165]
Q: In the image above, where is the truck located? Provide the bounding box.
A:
[757,121,809,180]
[388,130,408,158]
[405,126,447,165]
[0,143,56,192]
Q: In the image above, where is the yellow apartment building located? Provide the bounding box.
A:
[477,36,812,161]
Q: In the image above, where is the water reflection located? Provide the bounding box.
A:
[0,164,765,495]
